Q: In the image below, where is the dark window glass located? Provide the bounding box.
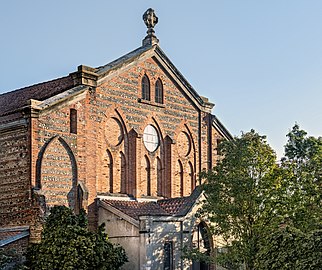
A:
[107,150,113,193]
[178,160,184,197]
[142,75,150,100]
[70,109,77,134]
[155,78,163,104]
[120,152,126,193]
[163,241,173,270]
[145,155,151,196]
[157,157,163,196]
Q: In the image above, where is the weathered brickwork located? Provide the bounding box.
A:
[0,127,32,227]
[93,58,203,199]
[0,41,231,251]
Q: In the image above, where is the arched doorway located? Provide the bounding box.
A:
[191,222,213,270]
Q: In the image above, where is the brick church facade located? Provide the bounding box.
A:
[0,9,231,270]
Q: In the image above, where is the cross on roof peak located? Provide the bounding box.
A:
[142,8,159,46]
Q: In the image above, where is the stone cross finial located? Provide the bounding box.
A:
[142,8,159,46]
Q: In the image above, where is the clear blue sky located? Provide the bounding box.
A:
[1,1,322,158]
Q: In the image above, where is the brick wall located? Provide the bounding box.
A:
[0,54,225,235]
[0,122,32,227]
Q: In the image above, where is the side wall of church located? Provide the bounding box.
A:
[0,114,32,227]
[30,95,89,213]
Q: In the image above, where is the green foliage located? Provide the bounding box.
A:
[281,124,322,231]
[25,206,127,270]
[0,248,27,270]
[201,130,279,270]
[0,248,12,268]
[182,246,215,265]
[198,125,321,269]
[256,226,322,270]
[254,124,322,269]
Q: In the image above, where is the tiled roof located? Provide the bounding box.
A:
[102,200,168,220]
[102,186,203,220]
[0,76,74,116]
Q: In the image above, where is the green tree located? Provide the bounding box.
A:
[256,225,322,270]
[198,126,321,270]
[280,124,322,231]
[201,130,279,270]
[255,124,322,269]
[25,206,127,270]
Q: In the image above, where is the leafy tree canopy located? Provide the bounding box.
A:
[201,130,279,270]
[281,124,322,231]
[25,206,127,270]
[200,126,321,270]
[256,225,322,270]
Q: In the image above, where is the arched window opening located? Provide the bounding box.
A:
[189,161,195,192]
[145,155,151,196]
[120,152,127,194]
[76,184,84,214]
[70,109,77,134]
[155,78,163,104]
[107,150,113,193]
[178,160,184,197]
[142,75,150,101]
[163,241,173,270]
[157,157,162,196]
[192,222,212,270]
[102,150,114,193]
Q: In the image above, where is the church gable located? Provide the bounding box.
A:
[97,56,200,138]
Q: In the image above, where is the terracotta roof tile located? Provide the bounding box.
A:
[103,200,168,220]
[158,186,203,216]
[103,186,203,220]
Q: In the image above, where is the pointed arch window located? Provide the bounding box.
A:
[145,155,151,196]
[155,78,163,104]
[70,109,77,134]
[106,150,113,193]
[120,152,127,194]
[157,157,163,196]
[189,161,195,192]
[142,75,150,101]
[178,160,184,197]
[76,184,84,214]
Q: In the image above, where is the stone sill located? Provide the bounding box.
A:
[138,98,165,108]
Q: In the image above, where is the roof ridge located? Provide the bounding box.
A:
[95,45,152,75]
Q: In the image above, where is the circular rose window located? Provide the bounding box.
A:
[143,125,159,152]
